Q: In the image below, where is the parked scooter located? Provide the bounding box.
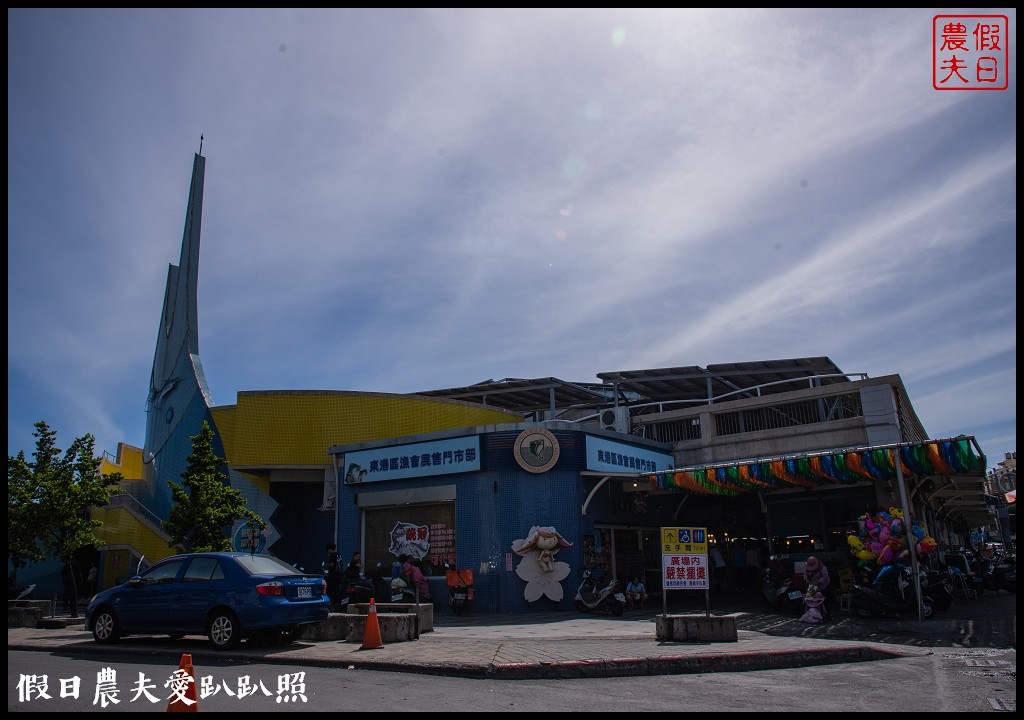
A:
[364,561,394,604]
[387,561,419,603]
[343,573,377,608]
[920,569,952,611]
[444,563,474,615]
[978,556,1017,594]
[852,563,935,620]
[574,569,627,616]
[944,553,986,598]
[760,562,806,614]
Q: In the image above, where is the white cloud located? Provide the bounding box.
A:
[7,8,1016,465]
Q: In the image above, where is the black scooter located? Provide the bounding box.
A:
[761,564,805,614]
[852,563,934,620]
[920,569,952,611]
[343,576,374,604]
[346,561,394,606]
[979,557,1016,594]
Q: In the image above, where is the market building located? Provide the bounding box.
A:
[49,151,994,614]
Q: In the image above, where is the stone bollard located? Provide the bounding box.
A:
[655,614,738,643]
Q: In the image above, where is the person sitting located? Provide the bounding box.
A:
[801,556,831,622]
[626,576,648,609]
[401,557,431,601]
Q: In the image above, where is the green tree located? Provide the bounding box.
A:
[163,421,264,552]
[6,421,122,616]
[7,450,45,582]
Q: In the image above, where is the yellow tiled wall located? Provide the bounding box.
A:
[212,391,519,467]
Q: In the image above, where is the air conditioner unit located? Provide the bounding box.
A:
[600,407,630,434]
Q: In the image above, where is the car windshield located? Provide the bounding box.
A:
[234,554,304,576]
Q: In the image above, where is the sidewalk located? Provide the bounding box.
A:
[8,602,941,680]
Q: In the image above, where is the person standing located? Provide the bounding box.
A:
[322,543,344,610]
[60,563,74,612]
[86,564,98,596]
[709,545,727,597]
[746,542,763,591]
[731,543,748,592]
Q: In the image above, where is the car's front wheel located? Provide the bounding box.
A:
[92,608,121,644]
[208,610,241,649]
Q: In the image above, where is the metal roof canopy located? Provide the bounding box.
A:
[597,357,855,405]
[414,377,612,413]
[416,357,860,414]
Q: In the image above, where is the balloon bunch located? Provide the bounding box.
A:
[847,506,937,569]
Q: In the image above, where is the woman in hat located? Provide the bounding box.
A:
[801,556,831,622]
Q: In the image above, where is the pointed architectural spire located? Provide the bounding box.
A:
[142,152,215,509]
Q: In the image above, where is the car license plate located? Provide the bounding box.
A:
[788,590,803,600]
[297,585,312,598]
[453,592,467,600]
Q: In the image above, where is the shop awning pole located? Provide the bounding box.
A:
[892,448,924,622]
[581,477,610,516]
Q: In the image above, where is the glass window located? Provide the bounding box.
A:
[141,558,185,585]
[182,557,223,582]
[234,554,303,576]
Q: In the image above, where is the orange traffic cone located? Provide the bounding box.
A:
[167,653,198,712]
[361,597,384,649]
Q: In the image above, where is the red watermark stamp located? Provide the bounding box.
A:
[933,15,1009,90]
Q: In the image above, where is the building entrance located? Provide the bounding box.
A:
[606,527,661,594]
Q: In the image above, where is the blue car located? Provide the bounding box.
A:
[85,552,329,649]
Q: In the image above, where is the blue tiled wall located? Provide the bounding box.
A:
[337,429,618,614]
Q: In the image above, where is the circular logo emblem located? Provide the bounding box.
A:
[513,429,560,474]
[233,523,267,554]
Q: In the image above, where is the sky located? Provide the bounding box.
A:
[7,9,1016,472]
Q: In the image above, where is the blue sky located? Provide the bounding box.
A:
[8,9,1016,470]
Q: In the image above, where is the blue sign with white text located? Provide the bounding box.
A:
[585,436,673,474]
[341,436,481,483]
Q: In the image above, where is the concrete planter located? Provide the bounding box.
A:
[298,611,419,643]
[348,602,433,633]
[8,607,44,628]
